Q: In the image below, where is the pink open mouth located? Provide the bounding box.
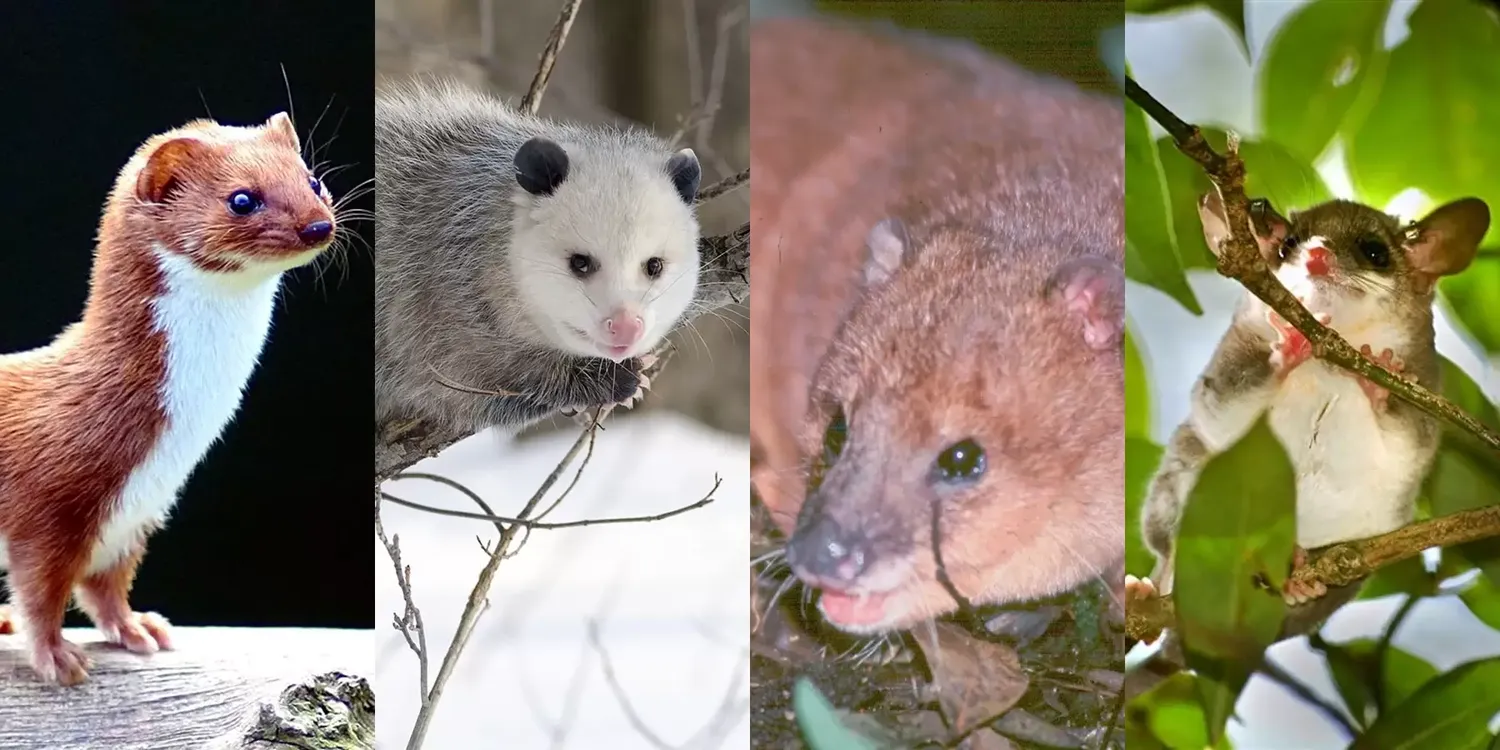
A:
[818,589,894,628]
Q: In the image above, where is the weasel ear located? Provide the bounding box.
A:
[667,148,701,204]
[1198,191,1287,264]
[1046,255,1124,351]
[1406,197,1488,282]
[137,137,209,204]
[514,137,570,196]
[862,217,914,288]
[264,112,301,152]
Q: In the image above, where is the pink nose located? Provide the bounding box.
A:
[604,311,644,347]
[1305,246,1332,277]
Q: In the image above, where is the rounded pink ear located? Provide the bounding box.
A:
[1406,197,1489,279]
[265,111,301,152]
[136,137,208,203]
[1047,255,1124,351]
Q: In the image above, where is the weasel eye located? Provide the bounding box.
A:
[1278,234,1300,263]
[227,190,262,216]
[567,253,596,277]
[823,406,848,464]
[309,176,322,195]
[644,257,664,278]
[934,438,986,483]
[1358,238,1391,269]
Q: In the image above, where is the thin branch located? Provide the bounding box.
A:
[381,475,721,529]
[1124,77,1500,453]
[375,491,430,703]
[695,167,749,205]
[520,0,584,116]
[1259,656,1357,740]
[1126,505,1500,641]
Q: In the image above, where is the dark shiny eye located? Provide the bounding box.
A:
[568,253,595,277]
[1278,234,1300,263]
[1358,238,1390,269]
[644,257,664,278]
[934,439,986,482]
[227,190,262,216]
[309,176,322,194]
[823,406,848,464]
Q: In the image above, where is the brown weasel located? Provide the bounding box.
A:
[750,18,1126,635]
[0,113,336,685]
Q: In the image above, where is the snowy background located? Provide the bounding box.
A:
[375,412,751,749]
[1127,1,1500,747]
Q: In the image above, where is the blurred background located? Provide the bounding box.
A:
[1125,1,1500,747]
[372,1,751,748]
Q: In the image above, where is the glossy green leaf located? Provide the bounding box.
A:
[1425,359,1500,586]
[1126,672,1211,749]
[1315,636,1442,729]
[1352,656,1500,750]
[1174,417,1297,741]
[1345,0,1500,247]
[794,678,879,750]
[1257,0,1391,163]
[1125,0,1248,55]
[1156,128,1334,273]
[1127,436,1165,578]
[1459,568,1500,632]
[1126,84,1203,314]
[1440,255,1500,354]
[1126,322,1151,440]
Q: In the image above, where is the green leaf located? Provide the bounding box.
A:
[1127,436,1166,578]
[1345,0,1500,247]
[1156,129,1334,273]
[1352,656,1500,750]
[1459,568,1500,632]
[1440,255,1500,354]
[1125,0,1248,55]
[1126,82,1203,314]
[1126,322,1152,440]
[1425,359,1500,586]
[1174,417,1297,742]
[1125,672,1211,749]
[1315,636,1442,728]
[1257,0,1391,163]
[794,678,880,750]
[1358,556,1437,600]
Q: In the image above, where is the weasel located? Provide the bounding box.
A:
[0,112,337,685]
[749,17,1126,636]
[1131,192,1489,639]
[374,81,703,434]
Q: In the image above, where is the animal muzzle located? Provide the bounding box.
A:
[787,513,872,589]
[603,310,644,347]
[298,220,334,247]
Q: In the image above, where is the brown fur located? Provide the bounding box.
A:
[750,18,1125,633]
[0,113,332,684]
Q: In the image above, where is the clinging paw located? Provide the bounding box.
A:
[1356,344,1404,413]
[1283,546,1328,606]
[1269,307,1330,379]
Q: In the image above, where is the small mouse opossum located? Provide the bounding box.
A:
[750,18,1125,636]
[374,81,703,433]
[1134,192,1489,638]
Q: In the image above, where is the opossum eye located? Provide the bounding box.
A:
[934,439,986,482]
[823,407,848,464]
[227,190,262,216]
[567,252,597,278]
[644,257,664,278]
[1358,237,1391,269]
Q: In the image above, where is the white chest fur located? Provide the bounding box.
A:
[87,251,283,573]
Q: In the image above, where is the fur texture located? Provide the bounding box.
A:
[374,81,703,433]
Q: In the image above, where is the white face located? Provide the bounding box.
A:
[1274,234,1392,332]
[507,161,701,361]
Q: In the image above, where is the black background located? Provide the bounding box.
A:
[0,2,374,628]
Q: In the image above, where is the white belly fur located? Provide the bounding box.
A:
[87,250,282,573]
[1269,359,1420,549]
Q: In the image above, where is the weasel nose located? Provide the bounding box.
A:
[1305,246,1332,277]
[788,515,871,587]
[603,311,644,347]
[299,220,333,245]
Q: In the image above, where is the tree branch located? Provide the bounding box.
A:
[1126,505,1500,642]
[519,0,584,115]
[1123,77,1500,453]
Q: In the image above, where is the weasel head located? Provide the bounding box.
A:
[118,111,337,277]
[506,135,701,361]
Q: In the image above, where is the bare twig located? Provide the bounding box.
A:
[382,475,721,529]
[375,491,430,703]
[695,167,749,205]
[1126,505,1500,641]
[1124,77,1500,453]
[520,0,584,115]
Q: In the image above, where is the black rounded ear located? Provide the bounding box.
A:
[666,148,701,204]
[862,217,914,289]
[1046,255,1124,351]
[514,137,570,196]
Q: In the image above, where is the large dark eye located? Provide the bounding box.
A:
[823,406,848,464]
[309,176,323,195]
[227,190,262,216]
[1278,234,1300,263]
[1358,238,1390,269]
[934,439,986,482]
[644,257,664,278]
[568,253,596,277]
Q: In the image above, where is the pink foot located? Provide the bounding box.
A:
[1269,308,1330,379]
[1357,345,1403,413]
[30,635,90,686]
[97,611,174,654]
[1283,546,1327,606]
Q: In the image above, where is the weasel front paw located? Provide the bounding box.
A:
[1356,345,1403,413]
[30,635,90,686]
[98,610,174,654]
[1269,308,1329,379]
[1282,546,1328,606]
